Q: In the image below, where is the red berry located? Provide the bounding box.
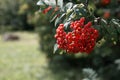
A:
[101,0,111,6]
[42,6,52,14]
[103,11,110,19]
[84,22,92,28]
[54,17,99,54]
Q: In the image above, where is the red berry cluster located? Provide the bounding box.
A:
[54,17,99,54]
[54,24,67,49]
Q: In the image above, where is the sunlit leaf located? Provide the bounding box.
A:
[55,17,60,27]
[57,0,63,8]
[37,0,44,5]
[64,21,70,29]
[53,43,58,53]
[64,2,73,12]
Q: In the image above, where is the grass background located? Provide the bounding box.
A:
[0,32,55,80]
[0,32,84,80]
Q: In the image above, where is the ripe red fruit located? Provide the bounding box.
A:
[84,22,92,28]
[55,17,99,54]
[101,0,111,6]
[42,6,52,14]
[103,11,110,19]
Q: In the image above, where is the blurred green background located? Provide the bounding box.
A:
[0,0,120,80]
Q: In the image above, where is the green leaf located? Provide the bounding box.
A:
[111,19,120,34]
[37,0,44,5]
[69,12,76,19]
[53,43,58,53]
[64,21,70,29]
[46,8,54,16]
[49,10,60,22]
[66,9,74,18]
[59,50,64,55]
[60,13,66,19]
[55,17,60,27]
[48,0,56,6]
[37,0,49,5]
[100,19,119,42]
[109,19,119,41]
[101,19,107,24]
[37,0,56,6]
[55,13,66,27]
[57,0,63,8]
[64,2,73,12]
[100,19,109,34]
[50,15,58,22]
[100,19,112,41]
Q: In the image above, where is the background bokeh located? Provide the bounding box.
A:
[0,0,120,80]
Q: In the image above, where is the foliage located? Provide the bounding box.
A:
[36,0,120,80]
[94,0,120,20]
[0,0,38,31]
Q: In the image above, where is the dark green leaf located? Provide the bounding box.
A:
[64,2,73,12]
[111,19,120,34]
[100,19,109,34]
[50,15,58,22]
[46,8,54,17]
[59,13,66,20]
[53,43,58,53]
[50,10,60,22]
[109,19,120,41]
[64,21,70,29]
[55,17,60,27]
[55,13,66,27]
